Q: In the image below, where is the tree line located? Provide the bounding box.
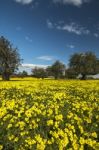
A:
[0,36,99,81]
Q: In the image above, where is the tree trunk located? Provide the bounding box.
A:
[2,73,10,81]
[81,74,86,80]
[55,75,58,80]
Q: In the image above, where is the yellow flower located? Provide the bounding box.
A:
[37,143,45,150]
[55,114,63,121]
[91,132,97,138]
[7,123,12,129]
[0,145,3,150]
[0,78,99,149]
[47,120,53,126]
[14,137,19,142]
[8,134,15,141]
[79,137,85,145]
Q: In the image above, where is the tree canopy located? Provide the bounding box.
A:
[0,36,21,80]
[69,51,99,79]
[49,60,65,79]
[32,67,47,79]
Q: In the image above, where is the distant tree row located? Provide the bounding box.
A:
[32,60,65,79]
[0,36,99,80]
[32,52,99,80]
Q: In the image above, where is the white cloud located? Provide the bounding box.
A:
[53,0,91,7]
[94,33,99,38]
[47,20,53,29]
[62,24,81,35]
[15,0,33,5]
[25,36,33,42]
[47,21,90,35]
[67,44,75,48]
[21,63,48,68]
[18,63,48,74]
[37,56,54,61]
[56,22,90,35]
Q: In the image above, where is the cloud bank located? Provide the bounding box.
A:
[19,63,48,74]
[53,0,91,7]
[15,0,33,5]
[37,56,54,61]
[21,63,48,68]
[47,21,90,35]
[67,44,75,49]
[57,22,90,35]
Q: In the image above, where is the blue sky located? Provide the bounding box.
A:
[0,0,99,73]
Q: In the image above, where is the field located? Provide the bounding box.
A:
[0,78,99,150]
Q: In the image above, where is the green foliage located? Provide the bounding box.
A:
[69,51,99,79]
[65,68,78,79]
[0,36,21,80]
[47,60,65,79]
[46,66,53,77]
[17,70,28,78]
[32,67,47,79]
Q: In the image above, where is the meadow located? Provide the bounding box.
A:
[0,78,99,150]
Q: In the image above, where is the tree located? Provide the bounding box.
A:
[46,66,53,77]
[65,68,77,79]
[69,51,99,79]
[32,67,47,79]
[21,70,28,77]
[50,60,65,79]
[17,70,28,78]
[0,36,21,80]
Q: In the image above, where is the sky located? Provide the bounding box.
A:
[0,0,99,73]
